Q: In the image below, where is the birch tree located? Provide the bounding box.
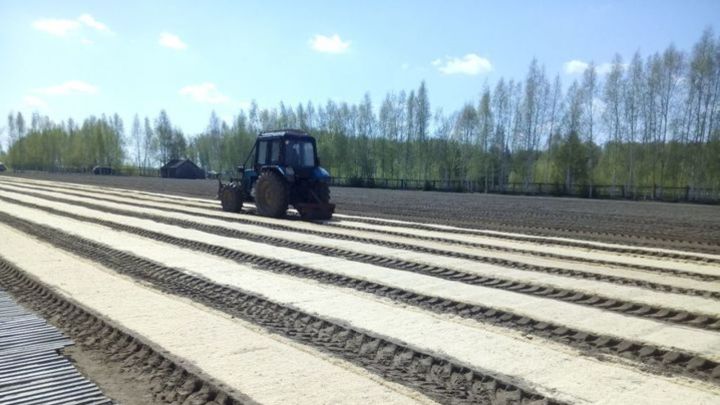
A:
[602,54,625,188]
[129,114,142,170]
[581,63,598,196]
[142,117,156,171]
[416,81,431,178]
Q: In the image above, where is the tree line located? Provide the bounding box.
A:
[3,28,719,195]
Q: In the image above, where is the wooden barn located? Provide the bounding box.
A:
[160,159,205,179]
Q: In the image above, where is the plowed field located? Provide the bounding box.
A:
[1,173,719,404]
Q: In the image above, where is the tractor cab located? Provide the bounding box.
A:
[249,130,324,179]
[219,129,334,220]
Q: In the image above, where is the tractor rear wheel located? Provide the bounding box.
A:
[220,185,243,212]
[255,171,289,218]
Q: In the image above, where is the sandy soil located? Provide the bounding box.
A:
[3,178,717,278]
[2,179,720,353]
[0,222,434,405]
[61,345,163,405]
[4,172,719,252]
[2,175,720,404]
[2,180,720,402]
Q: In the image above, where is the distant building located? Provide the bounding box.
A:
[92,166,114,175]
[160,159,205,179]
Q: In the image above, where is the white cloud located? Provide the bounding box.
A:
[564,60,589,74]
[401,63,410,70]
[34,80,98,96]
[22,95,48,109]
[32,18,80,36]
[597,62,629,75]
[565,60,628,75]
[78,14,111,33]
[179,83,230,104]
[159,32,187,50]
[81,38,94,45]
[432,53,492,75]
[309,34,350,54]
[32,14,112,37]
[596,62,612,75]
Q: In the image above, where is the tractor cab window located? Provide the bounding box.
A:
[269,140,281,164]
[257,141,267,165]
[257,139,283,165]
[285,139,316,168]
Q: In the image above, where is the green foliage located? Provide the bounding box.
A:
[5,29,720,195]
[6,114,125,171]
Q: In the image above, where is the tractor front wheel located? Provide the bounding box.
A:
[255,171,289,218]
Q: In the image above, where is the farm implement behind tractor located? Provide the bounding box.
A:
[218,129,335,220]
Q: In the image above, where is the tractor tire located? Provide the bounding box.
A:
[255,171,289,218]
[220,185,243,212]
[312,182,331,203]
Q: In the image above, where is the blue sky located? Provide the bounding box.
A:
[1,0,718,140]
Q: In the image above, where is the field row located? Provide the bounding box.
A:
[8,173,720,252]
[0,176,719,404]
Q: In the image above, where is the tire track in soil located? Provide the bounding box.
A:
[4,188,720,328]
[0,211,557,405]
[1,195,720,385]
[333,202,720,255]
[1,182,716,286]
[2,184,719,299]
[324,216,720,265]
[7,173,719,253]
[8,178,717,266]
[0,260,256,405]
[33,175,719,267]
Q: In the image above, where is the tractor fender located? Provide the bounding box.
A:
[260,165,286,176]
[261,165,298,183]
[312,167,332,182]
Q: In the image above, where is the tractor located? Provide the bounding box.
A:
[218,129,335,220]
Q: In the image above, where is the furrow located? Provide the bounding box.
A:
[2,185,720,304]
[0,262,253,405]
[4,194,720,383]
[2,179,715,281]
[335,205,720,254]
[5,177,717,265]
[4,210,720,404]
[7,176,714,255]
[0,177,220,208]
[325,218,720,266]
[0,213,557,405]
[331,212,720,261]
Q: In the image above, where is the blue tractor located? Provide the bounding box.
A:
[218,129,335,220]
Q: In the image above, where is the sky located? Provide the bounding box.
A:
[1,0,718,142]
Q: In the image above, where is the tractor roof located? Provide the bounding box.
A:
[258,129,312,139]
